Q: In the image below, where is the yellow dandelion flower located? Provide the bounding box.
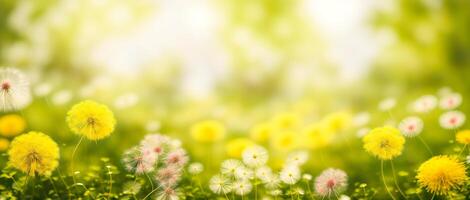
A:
[249,123,273,143]
[225,138,255,158]
[190,120,225,143]
[66,100,116,140]
[416,155,467,195]
[0,138,9,151]
[272,113,300,130]
[456,129,470,145]
[363,126,405,160]
[8,131,59,176]
[0,114,26,137]
[322,111,352,133]
[272,131,298,151]
[302,123,332,149]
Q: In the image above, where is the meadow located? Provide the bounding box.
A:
[1,0,470,199]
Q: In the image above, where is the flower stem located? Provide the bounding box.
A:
[71,136,84,184]
[417,135,433,156]
[381,160,396,200]
[390,160,407,199]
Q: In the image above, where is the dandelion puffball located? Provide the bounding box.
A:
[66,100,116,140]
[416,155,467,195]
[412,95,437,113]
[242,145,268,168]
[221,159,243,176]
[363,126,405,160]
[188,162,204,175]
[8,131,59,176]
[439,93,462,110]
[209,175,232,194]
[280,165,301,185]
[286,150,309,166]
[232,180,252,196]
[0,67,31,111]
[398,116,423,137]
[439,111,465,130]
[314,168,348,197]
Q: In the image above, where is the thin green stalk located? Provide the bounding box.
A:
[381,160,396,200]
[390,160,407,199]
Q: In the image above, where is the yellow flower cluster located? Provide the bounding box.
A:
[190,120,225,143]
[8,131,59,176]
[363,126,405,160]
[416,155,467,195]
[67,100,116,140]
[0,138,9,151]
[455,129,470,145]
[0,114,26,137]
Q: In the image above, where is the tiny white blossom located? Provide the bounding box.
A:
[188,162,204,175]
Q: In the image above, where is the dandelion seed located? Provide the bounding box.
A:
[232,180,252,196]
[188,162,204,175]
[314,168,348,197]
[280,165,300,185]
[242,145,268,168]
[398,116,423,137]
[8,131,59,176]
[286,150,309,166]
[209,174,232,194]
[363,126,405,160]
[439,93,462,110]
[416,155,467,195]
[221,159,243,176]
[0,67,31,111]
[439,111,465,130]
[411,95,437,113]
[66,100,116,140]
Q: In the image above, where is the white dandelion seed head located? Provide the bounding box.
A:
[398,116,423,137]
[51,90,72,105]
[352,112,370,127]
[286,151,309,166]
[114,93,139,109]
[232,180,252,196]
[188,162,204,175]
[356,127,370,138]
[122,146,154,174]
[280,165,300,185]
[166,149,189,167]
[234,166,254,180]
[145,120,161,132]
[411,95,437,113]
[263,174,281,189]
[242,145,269,168]
[0,67,31,111]
[302,174,313,181]
[439,93,462,110]
[34,82,52,97]
[156,166,182,187]
[314,168,348,197]
[439,111,466,130]
[378,98,396,111]
[221,159,243,176]
[209,174,232,194]
[156,187,179,200]
[140,134,169,157]
[255,166,273,182]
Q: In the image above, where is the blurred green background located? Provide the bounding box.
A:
[0,0,469,198]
